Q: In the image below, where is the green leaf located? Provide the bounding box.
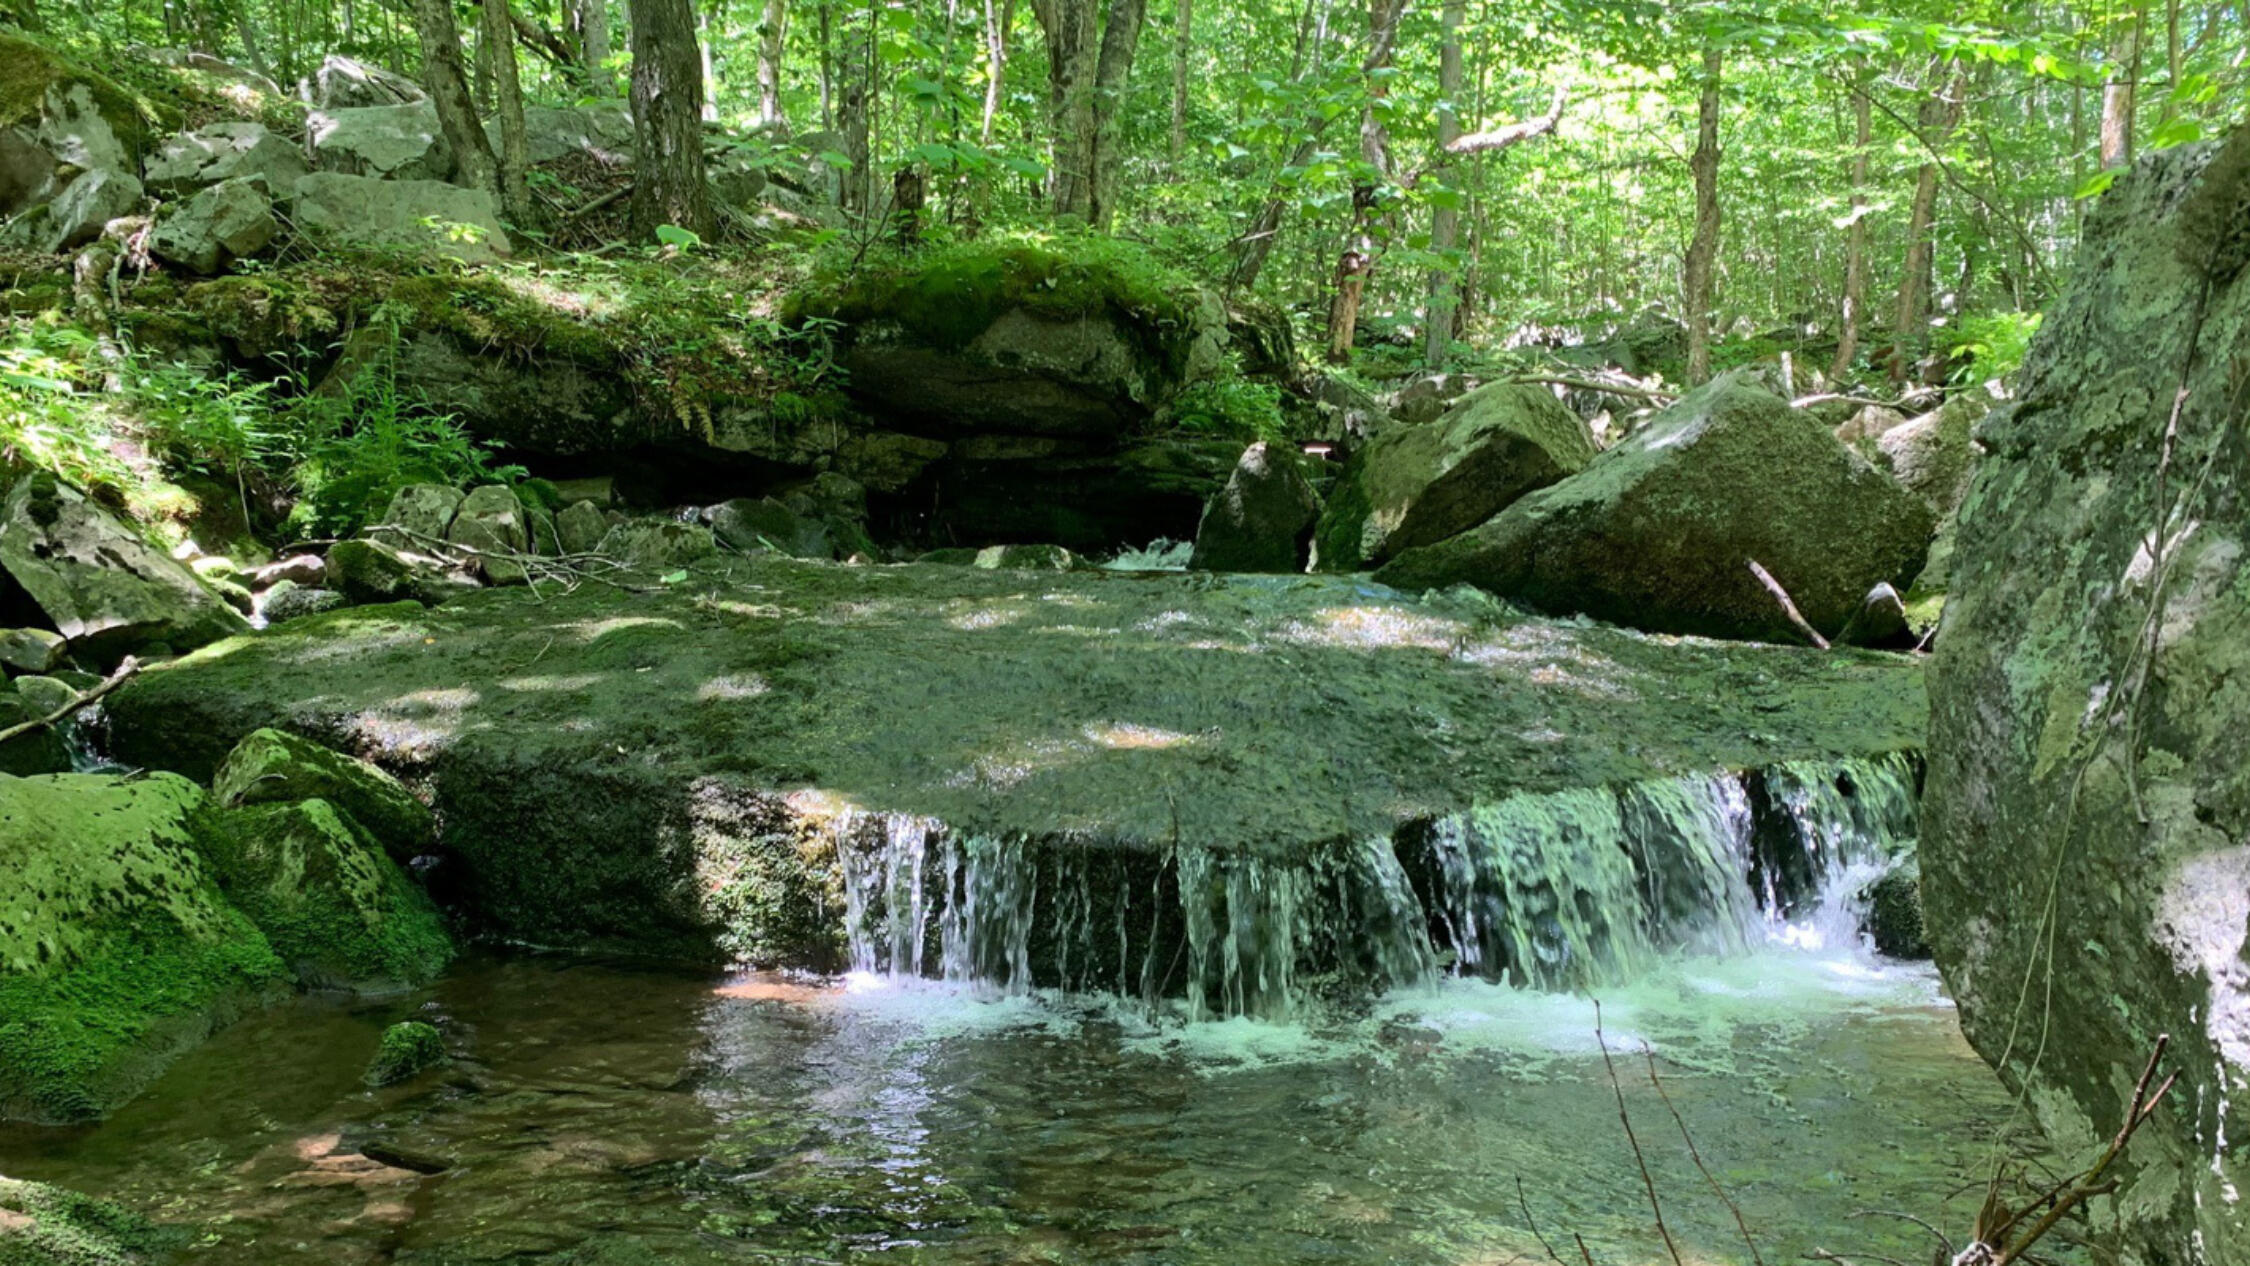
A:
[2148,117,2202,150]
[654,224,703,249]
[2073,169,2120,200]
[659,569,689,584]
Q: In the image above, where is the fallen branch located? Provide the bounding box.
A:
[0,657,139,746]
[1643,1045,1765,1266]
[1979,1035,2177,1266]
[1747,559,1830,650]
[1594,1002,1685,1266]
[1789,390,1938,412]
[1517,1176,1571,1266]
[565,185,630,221]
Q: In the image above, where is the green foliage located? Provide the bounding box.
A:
[0,320,131,494]
[1171,373,1288,444]
[1943,310,2042,385]
[128,359,285,491]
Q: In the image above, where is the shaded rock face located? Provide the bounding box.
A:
[0,773,287,1123]
[0,474,250,659]
[307,103,449,180]
[6,166,140,253]
[148,176,276,275]
[916,435,1239,552]
[389,329,630,456]
[108,559,1927,964]
[1375,376,1934,643]
[1189,442,1323,573]
[1313,382,1596,573]
[286,173,510,263]
[1922,135,2250,1262]
[143,121,308,194]
[313,54,426,108]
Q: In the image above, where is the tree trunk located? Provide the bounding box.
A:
[1028,0,1099,217]
[1889,66,1965,384]
[1420,0,1464,368]
[410,0,501,200]
[1168,0,1190,166]
[483,0,535,225]
[1682,45,1722,385]
[2099,7,2144,167]
[698,0,719,121]
[627,0,715,238]
[757,0,789,128]
[1829,70,1872,382]
[1085,0,1147,227]
[979,0,1010,143]
[838,18,870,212]
[570,0,613,92]
[1326,184,1376,362]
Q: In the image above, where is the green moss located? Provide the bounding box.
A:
[185,275,344,359]
[0,773,288,1123]
[194,799,452,994]
[363,1019,445,1087]
[384,275,617,367]
[0,1176,182,1266]
[211,728,436,861]
[0,32,178,147]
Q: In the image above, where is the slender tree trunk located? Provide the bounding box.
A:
[1830,71,1872,382]
[838,14,870,212]
[482,0,534,225]
[1420,0,1464,368]
[1889,66,1964,384]
[757,0,789,128]
[1085,0,1147,227]
[627,0,715,237]
[1325,183,1376,362]
[2100,7,2144,166]
[230,0,273,76]
[979,0,1010,143]
[573,0,614,93]
[698,0,719,121]
[411,0,501,198]
[818,1,834,127]
[1682,45,1722,385]
[1028,0,1099,217]
[1168,0,1191,166]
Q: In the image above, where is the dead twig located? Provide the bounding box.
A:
[1642,1045,1765,1266]
[1593,1002,1684,1266]
[0,656,139,746]
[1845,1209,1954,1258]
[1517,1176,1570,1266]
[1746,559,1830,649]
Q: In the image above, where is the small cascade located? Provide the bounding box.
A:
[833,753,1922,1017]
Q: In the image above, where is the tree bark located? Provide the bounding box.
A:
[757,0,789,128]
[1085,0,1147,227]
[570,0,613,92]
[1420,0,1464,368]
[483,0,536,226]
[979,0,1010,143]
[1682,45,1722,385]
[1830,70,1872,382]
[2099,7,2144,167]
[410,0,501,200]
[1889,65,1965,384]
[1028,0,1098,217]
[838,16,871,212]
[627,0,715,238]
[1168,0,1191,166]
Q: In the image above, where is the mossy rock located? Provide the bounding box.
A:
[0,1176,181,1266]
[1862,858,1928,959]
[211,727,436,861]
[0,772,288,1124]
[194,798,452,994]
[0,32,179,156]
[363,1019,445,1087]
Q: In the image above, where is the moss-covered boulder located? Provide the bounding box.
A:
[194,798,451,993]
[211,727,436,860]
[0,772,287,1123]
[363,1019,445,1087]
[796,239,1226,438]
[326,538,476,607]
[1922,132,2250,1261]
[0,1176,180,1265]
[1188,442,1322,573]
[1877,393,1985,515]
[0,690,70,776]
[1375,375,1935,643]
[1860,858,1927,959]
[1312,382,1596,573]
[0,474,249,661]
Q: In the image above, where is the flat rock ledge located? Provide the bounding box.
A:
[107,557,1926,965]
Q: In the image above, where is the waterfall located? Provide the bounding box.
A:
[834,754,1920,1017]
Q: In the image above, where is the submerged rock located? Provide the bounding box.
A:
[1923,132,2250,1261]
[1375,375,1934,643]
[1189,442,1322,573]
[0,773,287,1123]
[1312,382,1595,573]
[363,1020,446,1087]
[0,473,249,660]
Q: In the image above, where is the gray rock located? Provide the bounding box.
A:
[595,520,718,569]
[1923,135,2250,1262]
[29,81,128,175]
[1860,858,1927,958]
[1877,394,1985,514]
[1390,372,1473,426]
[1835,582,1912,649]
[313,54,427,108]
[1833,404,1907,447]
[10,674,76,718]
[0,130,61,220]
[0,473,248,659]
[1376,374,1935,643]
[143,122,308,195]
[379,483,465,543]
[1189,442,1323,573]
[556,500,609,556]
[148,177,276,275]
[257,583,346,625]
[286,173,509,263]
[0,627,65,674]
[496,103,633,165]
[326,538,477,607]
[307,103,448,180]
[8,167,141,253]
[248,553,327,589]
[972,543,1077,571]
[1312,382,1597,573]
[446,485,530,585]
[707,497,833,558]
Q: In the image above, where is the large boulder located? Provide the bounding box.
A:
[1312,382,1596,573]
[148,176,276,275]
[326,537,477,607]
[142,121,308,194]
[210,726,437,860]
[1877,392,1984,514]
[0,772,287,1122]
[6,166,141,253]
[497,103,633,165]
[445,484,531,585]
[1189,442,1323,573]
[194,797,452,994]
[0,473,250,659]
[1374,374,1935,643]
[306,102,448,180]
[1922,133,2250,1261]
[312,54,427,108]
[386,327,629,455]
[286,172,509,264]
[802,242,1226,438]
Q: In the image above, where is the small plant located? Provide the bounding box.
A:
[1944,310,2042,387]
[1171,372,1288,445]
[0,319,132,493]
[126,356,285,518]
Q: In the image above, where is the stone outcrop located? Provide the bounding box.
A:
[1877,392,1985,514]
[0,473,249,659]
[1189,442,1323,573]
[286,172,510,263]
[306,102,448,180]
[1922,131,2250,1261]
[1375,375,1934,643]
[1312,382,1596,573]
[148,176,276,275]
[143,121,307,194]
[211,726,437,861]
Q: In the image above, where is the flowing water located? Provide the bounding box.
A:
[0,755,2036,1264]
